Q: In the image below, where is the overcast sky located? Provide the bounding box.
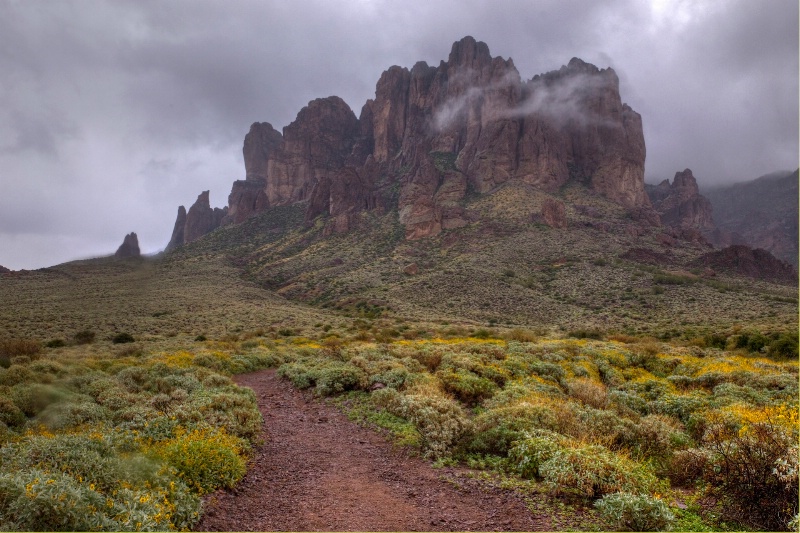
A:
[0,0,797,270]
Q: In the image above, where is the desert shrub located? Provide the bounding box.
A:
[196,389,261,441]
[73,329,96,345]
[314,364,366,396]
[467,401,562,455]
[768,331,799,359]
[44,338,66,348]
[10,383,69,417]
[697,405,798,530]
[505,329,538,342]
[594,492,675,531]
[0,339,41,368]
[529,361,566,385]
[572,406,639,450]
[437,368,497,405]
[633,414,690,460]
[0,467,117,531]
[608,390,649,416]
[278,359,366,396]
[508,430,565,479]
[620,377,673,401]
[650,392,711,427]
[0,434,201,531]
[154,427,247,495]
[712,382,769,406]
[667,448,713,487]
[34,401,110,430]
[112,332,135,344]
[595,359,625,387]
[567,329,603,340]
[116,365,149,393]
[389,393,470,459]
[539,444,658,498]
[404,348,444,372]
[0,397,25,427]
[567,378,608,408]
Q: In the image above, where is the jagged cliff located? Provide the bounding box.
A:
[166,191,227,250]
[168,36,652,247]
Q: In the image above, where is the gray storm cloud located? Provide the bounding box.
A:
[0,0,796,270]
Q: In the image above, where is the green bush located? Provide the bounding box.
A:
[112,332,135,344]
[391,393,470,459]
[73,330,96,345]
[44,339,66,348]
[508,430,564,479]
[467,402,561,455]
[768,332,799,359]
[0,397,25,427]
[437,368,497,405]
[539,444,658,498]
[594,492,675,531]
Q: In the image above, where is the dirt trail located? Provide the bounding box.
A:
[195,369,549,531]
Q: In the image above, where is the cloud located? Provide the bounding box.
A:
[0,0,795,269]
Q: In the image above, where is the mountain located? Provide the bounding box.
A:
[150,36,796,336]
[168,36,654,245]
[645,169,714,243]
[702,170,799,266]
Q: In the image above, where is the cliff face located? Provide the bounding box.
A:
[647,169,714,230]
[168,36,652,247]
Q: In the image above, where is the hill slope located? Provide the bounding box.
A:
[703,169,799,266]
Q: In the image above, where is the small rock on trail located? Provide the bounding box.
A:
[194,369,549,531]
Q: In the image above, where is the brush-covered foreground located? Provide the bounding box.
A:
[0,332,796,531]
[0,181,797,530]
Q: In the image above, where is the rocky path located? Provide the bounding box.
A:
[195,369,549,531]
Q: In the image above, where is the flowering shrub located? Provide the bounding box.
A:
[152,427,247,495]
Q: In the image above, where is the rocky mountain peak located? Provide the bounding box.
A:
[166,191,227,250]
[167,37,654,248]
[447,35,493,68]
[672,168,700,193]
[114,232,140,258]
[243,122,282,181]
[646,169,713,233]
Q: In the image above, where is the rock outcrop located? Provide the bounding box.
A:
[165,206,187,252]
[646,169,714,231]
[538,198,568,228]
[168,36,653,247]
[0,265,11,274]
[690,245,798,286]
[114,232,141,258]
[166,192,226,250]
